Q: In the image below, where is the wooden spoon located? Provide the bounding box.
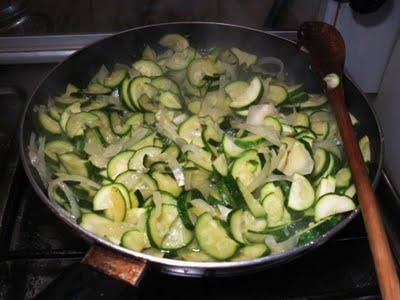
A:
[297,21,400,299]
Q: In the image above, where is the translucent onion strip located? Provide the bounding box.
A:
[58,183,81,219]
[153,191,163,219]
[164,155,185,187]
[256,56,284,79]
[264,234,299,254]
[246,104,278,126]
[28,133,51,186]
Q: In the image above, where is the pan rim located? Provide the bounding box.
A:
[19,21,384,272]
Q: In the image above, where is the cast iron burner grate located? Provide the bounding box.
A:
[0,87,398,300]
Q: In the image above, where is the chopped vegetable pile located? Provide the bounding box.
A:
[29,33,371,261]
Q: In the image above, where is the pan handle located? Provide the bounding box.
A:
[35,245,147,299]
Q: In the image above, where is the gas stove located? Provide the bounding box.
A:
[0,3,400,298]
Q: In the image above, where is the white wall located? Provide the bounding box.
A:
[323,0,400,93]
[374,36,400,190]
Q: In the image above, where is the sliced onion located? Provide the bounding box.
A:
[245,124,281,146]
[89,143,122,169]
[264,234,299,254]
[181,143,201,154]
[164,155,185,187]
[97,93,123,109]
[28,133,51,186]
[50,174,101,189]
[259,78,271,104]
[256,57,284,79]
[313,138,342,149]
[199,91,231,122]
[265,174,293,182]
[217,205,232,221]
[48,174,100,219]
[121,128,149,149]
[247,158,272,193]
[86,129,148,168]
[269,149,279,172]
[218,75,227,97]
[128,69,140,79]
[173,113,188,125]
[184,170,193,191]
[190,198,216,216]
[199,117,224,140]
[153,191,163,219]
[156,111,188,148]
[91,65,109,83]
[246,104,278,126]
[57,183,81,219]
[84,136,105,156]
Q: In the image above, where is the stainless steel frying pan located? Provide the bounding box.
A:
[18,22,383,296]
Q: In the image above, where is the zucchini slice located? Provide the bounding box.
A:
[147,204,178,249]
[335,167,352,189]
[178,115,204,147]
[93,184,130,222]
[44,140,74,161]
[80,213,134,244]
[228,77,263,109]
[121,230,150,251]
[151,76,179,94]
[238,182,266,218]
[262,192,285,225]
[109,112,131,136]
[231,150,261,187]
[151,171,182,197]
[107,150,135,180]
[128,76,157,111]
[312,148,330,178]
[157,91,182,110]
[162,216,194,250]
[128,146,162,171]
[65,112,100,139]
[231,47,257,67]
[103,69,127,88]
[159,33,189,52]
[165,47,196,71]
[316,175,336,199]
[267,85,288,105]
[38,111,62,135]
[186,148,213,172]
[232,244,269,261]
[187,58,218,87]
[212,154,228,176]
[288,173,315,211]
[59,152,90,177]
[133,59,163,77]
[359,135,371,163]
[83,83,112,95]
[115,171,158,200]
[195,213,239,260]
[223,134,245,158]
[120,78,136,111]
[314,193,355,221]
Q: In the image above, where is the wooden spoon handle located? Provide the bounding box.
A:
[327,79,400,299]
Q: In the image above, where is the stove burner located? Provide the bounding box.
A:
[0,0,28,32]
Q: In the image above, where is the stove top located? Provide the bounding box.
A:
[0,1,324,36]
[0,30,399,300]
[0,86,399,300]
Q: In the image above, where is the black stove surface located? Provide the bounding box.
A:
[0,0,323,36]
[0,82,399,300]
